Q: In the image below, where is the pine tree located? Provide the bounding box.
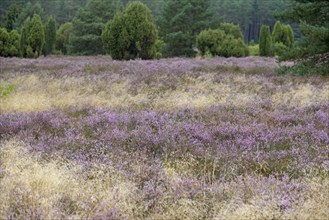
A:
[280,0,328,57]
[44,17,56,56]
[159,0,213,57]
[69,0,121,55]
[259,25,272,56]
[3,4,22,31]
[15,2,45,30]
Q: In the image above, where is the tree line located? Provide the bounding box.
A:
[0,0,328,74]
[0,0,293,57]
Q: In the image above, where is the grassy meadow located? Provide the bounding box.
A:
[0,56,328,219]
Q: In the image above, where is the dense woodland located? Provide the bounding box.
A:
[0,0,328,74]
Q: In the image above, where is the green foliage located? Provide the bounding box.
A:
[102,1,157,60]
[55,22,72,55]
[272,21,283,43]
[278,0,328,75]
[69,0,121,55]
[272,21,294,49]
[0,28,10,57]
[259,25,272,56]
[154,39,166,59]
[43,17,57,56]
[196,24,248,58]
[217,35,248,57]
[277,60,329,76]
[14,2,45,30]
[3,4,22,31]
[248,44,259,56]
[0,28,20,57]
[219,22,244,40]
[20,14,45,58]
[159,0,213,57]
[196,29,225,56]
[0,83,15,97]
[274,42,289,57]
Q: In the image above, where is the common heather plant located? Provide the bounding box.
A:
[0,56,328,219]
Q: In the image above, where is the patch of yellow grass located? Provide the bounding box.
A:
[1,73,328,113]
[272,84,329,107]
[0,140,140,219]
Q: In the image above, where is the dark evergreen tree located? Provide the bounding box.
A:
[15,2,45,29]
[103,1,157,60]
[159,0,213,57]
[272,21,283,43]
[56,22,72,55]
[0,28,10,56]
[8,30,20,56]
[43,17,57,56]
[281,0,328,57]
[219,23,244,40]
[20,14,45,58]
[3,4,22,31]
[69,0,121,55]
[259,25,272,56]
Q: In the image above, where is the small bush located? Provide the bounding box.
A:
[248,44,259,56]
[274,42,289,57]
[0,28,20,57]
[196,24,248,58]
[0,83,15,97]
[277,60,329,76]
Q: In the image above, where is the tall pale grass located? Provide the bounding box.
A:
[1,140,328,219]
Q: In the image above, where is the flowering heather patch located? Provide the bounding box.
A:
[0,56,328,219]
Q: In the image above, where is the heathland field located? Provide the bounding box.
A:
[0,56,328,219]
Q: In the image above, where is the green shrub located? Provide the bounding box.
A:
[43,16,56,56]
[219,22,244,40]
[102,2,157,60]
[0,83,15,97]
[0,28,20,57]
[20,14,45,58]
[154,39,166,59]
[217,35,247,57]
[196,29,225,56]
[277,60,329,76]
[272,21,284,43]
[55,22,72,55]
[196,24,248,58]
[0,28,10,56]
[259,25,272,56]
[282,24,294,48]
[274,42,289,57]
[248,44,259,56]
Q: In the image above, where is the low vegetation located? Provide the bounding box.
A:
[0,56,328,219]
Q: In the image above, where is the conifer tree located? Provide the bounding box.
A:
[272,21,283,43]
[69,0,121,55]
[159,0,213,57]
[103,1,157,60]
[44,17,56,56]
[56,22,72,55]
[20,14,45,58]
[259,25,272,56]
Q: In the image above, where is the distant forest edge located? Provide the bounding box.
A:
[0,0,295,43]
[0,0,328,75]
